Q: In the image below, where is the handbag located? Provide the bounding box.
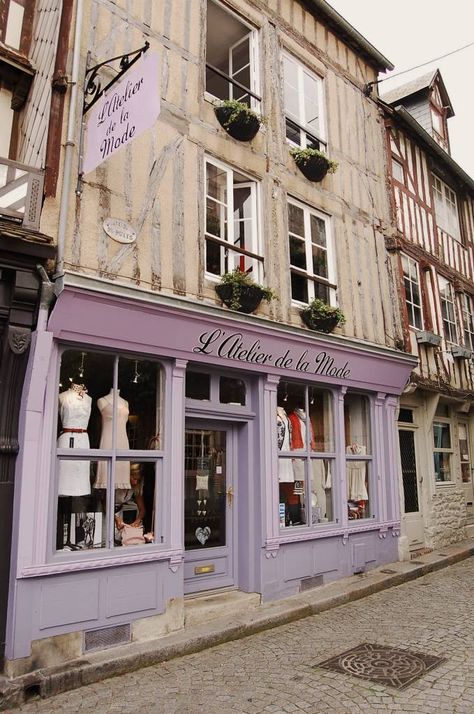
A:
[121,524,146,546]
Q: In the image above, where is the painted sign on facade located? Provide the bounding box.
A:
[83,52,160,175]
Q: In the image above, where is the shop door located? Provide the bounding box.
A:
[459,422,474,520]
[184,424,235,594]
[398,428,424,550]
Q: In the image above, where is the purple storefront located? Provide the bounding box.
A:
[5,280,416,674]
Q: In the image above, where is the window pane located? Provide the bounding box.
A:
[392,159,404,183]
[205,238,222,275]
[288,203,304,236]
[347,461,370,519]
[433,423,451,449]
[434,452,451,482]
[310,214,326,248]
[345,393,371,453]
[313,281,330,302]
[289,236,306,269]
[206,163,227,202]
[114,461,156,547]
[285,119,301,145]
[206,199,226,239]
[280,463,306,527]
[291,272,308,302]
[283,57,299,119]
[309,388,334,451]
[219,376,246,405]
[57,460,107,551]
[312,245,328,278]
[311,459,333,523]
[186,372,211,400]
[116,359,162,451]
[303,71,319,135]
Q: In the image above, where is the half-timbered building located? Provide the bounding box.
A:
[381,69,474,555]
[4,0,417,677]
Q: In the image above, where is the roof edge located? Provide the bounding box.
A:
[304,0,394,72]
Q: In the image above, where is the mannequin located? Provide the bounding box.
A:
[277,406,294,482]
[56,383,92,550]
[288,408,316,480]
[95,389,131,489]
[346,444,369,501]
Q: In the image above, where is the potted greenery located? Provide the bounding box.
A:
[290,147,338,182]
[214,99,263,142]
[215,268,276,313]
[300,298,345,333]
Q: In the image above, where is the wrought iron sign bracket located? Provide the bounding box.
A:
[83,41,149,115]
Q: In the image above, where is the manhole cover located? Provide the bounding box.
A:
[316,643,444,690]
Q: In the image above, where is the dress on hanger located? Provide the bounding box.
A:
[346,444,368,501]
[288,408,316,481]
[95,391,131,489]
[277,407,294,482]
[57,387,92,496]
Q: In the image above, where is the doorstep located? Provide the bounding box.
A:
[184,588,261,627]
[2,537,474,711]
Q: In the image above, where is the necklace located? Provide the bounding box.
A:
[71,383,87,398]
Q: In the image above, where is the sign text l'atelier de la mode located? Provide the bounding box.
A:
[83,52,160,175]
[193,329,351,378]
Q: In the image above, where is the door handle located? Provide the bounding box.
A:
[226,486,234,505]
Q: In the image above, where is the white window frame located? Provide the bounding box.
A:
[433,417,453,484]
[438,275,458,345]
[205,0,261,112]
[432,174,461,241]
[287,197,336,306]
[204,156,263,281]
[392,158,405,184]
[282,53,326,150]
[401,254,423,329]
[461,293,474,351]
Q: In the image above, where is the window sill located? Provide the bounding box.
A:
[19,547,182,578]
[277,519,390,545]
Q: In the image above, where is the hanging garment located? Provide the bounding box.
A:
[95,391,131,489]
[277,407,294,482]
[57,388,92,496]
[346,444,368,501]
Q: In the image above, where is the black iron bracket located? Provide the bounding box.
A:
[83,41,149,115]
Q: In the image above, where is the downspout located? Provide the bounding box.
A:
[54,0,84,288]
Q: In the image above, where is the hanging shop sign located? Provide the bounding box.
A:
[103,217,136,244]
[83,51,160,175]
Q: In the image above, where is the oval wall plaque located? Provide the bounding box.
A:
[103,218,137,244]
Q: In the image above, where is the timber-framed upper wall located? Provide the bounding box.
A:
[50,0,401,349]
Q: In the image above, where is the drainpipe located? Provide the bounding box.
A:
[54,0,84,288]
[36,265,55,331]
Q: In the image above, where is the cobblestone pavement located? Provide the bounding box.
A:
[12,558,474,714]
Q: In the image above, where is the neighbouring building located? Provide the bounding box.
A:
[380,70,474,556]
[0,0,70,662]
[4,0,416,677]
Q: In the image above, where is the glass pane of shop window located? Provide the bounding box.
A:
[117,358,163,450]
[279,461,306,527]
[344,393,371,454]
[114,461,156,547]
[219,376,246,405]
[56,459,107,551]
[347,461,370,520]
[311,459,334,523]
[276,383,307,452]
[309,388,334,452]
[58,350,115,450]
[186,372,211,401]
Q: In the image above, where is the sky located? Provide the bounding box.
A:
[327,0,474,178]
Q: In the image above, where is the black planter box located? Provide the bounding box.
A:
[301,311,339,333]
[214,106,261,142]
[215,283,264,313]
[293,154,330,182]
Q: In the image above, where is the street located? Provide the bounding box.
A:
[13,558,474,713]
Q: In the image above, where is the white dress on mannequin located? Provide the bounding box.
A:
[57,386,92,496]
[277,407,294,482]
[95,390,131,489]
[346,444,368,501]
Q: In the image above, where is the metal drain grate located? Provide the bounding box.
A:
[316,643,444,690]
[300,575,323,591]
[84,623,131,653]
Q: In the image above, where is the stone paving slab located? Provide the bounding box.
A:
[1,537,474,711]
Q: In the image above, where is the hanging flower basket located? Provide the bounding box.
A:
[214,100,263,142]
[215,269,276,313]
[300,299,345,333]
[290,147,338,182]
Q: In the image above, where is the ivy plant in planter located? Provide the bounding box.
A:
[214,99,264,142]
[290,147,338,182]
[300,298,345,333]
[215,268,276,313]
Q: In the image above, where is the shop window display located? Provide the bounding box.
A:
[55,349,163,552]
[344,393,372,519]
[277,382,334,528]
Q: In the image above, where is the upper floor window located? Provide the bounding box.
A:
[1,0,28,51]
[438,275,458,344]
[433,412,452,483]
[287,198,335,305]
[205,156,262,279]
[432,175,461,241]
[282,54,325,150]
[401,255,423,329]
[391,158,405,184]
[205,0,260,111]
[461,293,474,351]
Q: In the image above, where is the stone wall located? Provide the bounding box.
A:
[426,489,467,547]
